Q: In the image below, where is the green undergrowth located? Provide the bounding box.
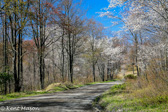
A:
[124,74,137,79]
[0,80,116,102]
[96,84,168,112]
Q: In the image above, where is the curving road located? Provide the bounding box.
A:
[0,81,123,112]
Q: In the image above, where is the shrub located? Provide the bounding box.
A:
[111,84,126,90]
[125,61,168,106]
[109,84,126,94]
[0,72,13,85]
[125,74,137,79]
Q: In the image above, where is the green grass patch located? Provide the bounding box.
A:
[0,83,84,102]
[0,92,47,102]
[97,84,168,112]
[125,74,137,79]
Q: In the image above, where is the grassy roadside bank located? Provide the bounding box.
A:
[0,83,83,102]
[95,83,168,112]
[0,80,117,102]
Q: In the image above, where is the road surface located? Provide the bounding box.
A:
[0,81,123,112]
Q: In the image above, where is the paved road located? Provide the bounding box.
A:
[0,81,123,112]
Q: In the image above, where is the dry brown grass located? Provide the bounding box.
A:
[125,63,168,105]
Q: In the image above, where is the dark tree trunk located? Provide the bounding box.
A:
[92,37,96,82]
[61,28,65,82]
[70,57,73,83]
[135,35,139,76]
[39,53,45,89]
[14,13,20,92]
[102,64,105,82]
[38,0,45,89]
[33,53,36,85]
[92,63,96,82]
[20,32,23,90]
[3,13,8,94]
[52,45,56,82]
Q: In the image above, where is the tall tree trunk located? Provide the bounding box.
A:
[21,32,23,91]
[38,0,45,89]
[70,57,73,83]
[61,28,65,82]
[33,53,36,86]
[39,53,45,89]
[3,13,8,94]
[92,36,96,82]
[17,31,22,92]
[102,64,105,82]
[70,44,74,83]
[52,45,56,82]
[132,57,135,74]
[92,62,96,82]
[14,8,20,92]
[135,34,139,76]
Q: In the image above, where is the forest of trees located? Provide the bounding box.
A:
[0,0,124,94]
[1,0,168,99]
[99,0,168,103]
